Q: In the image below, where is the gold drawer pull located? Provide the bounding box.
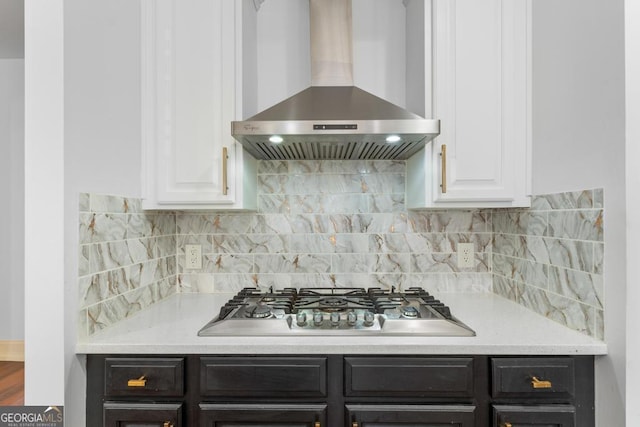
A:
[531,376,552,389]
[502,423,512,427]
[127,376,147,387]
[352,423,359,427]
[440,144,447,193]
[222,146,229,196]
[314,422,321,427]
[163,423,173,427]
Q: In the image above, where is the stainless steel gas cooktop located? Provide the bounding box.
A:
[197,287,475,337]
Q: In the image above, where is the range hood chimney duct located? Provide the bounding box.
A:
[310,0,353,87]
[232,0,440,161]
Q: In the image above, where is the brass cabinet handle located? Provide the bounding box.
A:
[127,376,147,387]
[352,423,359,427]
[502,423,512,427]
[163,422,173,427]
[531,376,552,388]
[222,146,229,196]
[440,144,447,193]
[314,422,321,427]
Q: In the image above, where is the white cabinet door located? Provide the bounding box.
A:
[141,0,256,210]
[407,0,531,208]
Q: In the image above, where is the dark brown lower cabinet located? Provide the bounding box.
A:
[199,403,327,426]
[86,355,594,427]
[200,356,327,398]
[345,404,476,426]
[492,405,576,427]
[103,402,183,427]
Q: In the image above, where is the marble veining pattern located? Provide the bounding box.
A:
[492,188,604,339]
[78,167,604,342]
[78,193,177,337]
[175,161,493,295]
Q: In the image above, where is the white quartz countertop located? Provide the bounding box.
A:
[76,293,607,355]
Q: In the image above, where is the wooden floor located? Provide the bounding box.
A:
[0,362,25,406]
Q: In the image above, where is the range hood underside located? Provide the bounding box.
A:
[235,132,434,161]
[232,86,440,160]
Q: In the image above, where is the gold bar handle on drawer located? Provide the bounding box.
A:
[127,376,147,387]
[352,423,359,427]
[222,146,229,196]
[314,422,321,427]
[440,144,447,193]
[531,376,552,388]
[502,423,512,427]
[163,423,173,427]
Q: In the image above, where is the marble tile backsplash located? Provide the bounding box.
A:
[177,160,493,295]
[77,193,177,337]
[492,189,604,339]
[77,162,605,340]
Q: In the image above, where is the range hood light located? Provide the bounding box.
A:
[386,135,401,143]
[269,135,284,144]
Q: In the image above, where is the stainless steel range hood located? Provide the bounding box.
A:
[232,0,440,161]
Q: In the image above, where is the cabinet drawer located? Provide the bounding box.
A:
[347,404,476,426]
[345,357,474,397]
[104,357,185,397]
[199,403,327,426]
[492,357,575,399]
[200,356,327,398]
[103,402,183,427]
[493,404,576,427]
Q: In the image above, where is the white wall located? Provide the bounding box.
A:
[255,0,310,113]
[63,0,142,424]
[625,2,640,424]
[0,60,24,342]
[24,0,64,404]
[353,0,407,108]
[532,0,626,424]
[0,0,25,344]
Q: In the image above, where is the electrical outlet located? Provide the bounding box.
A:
[185,244,202,269]
[457,243,475,268]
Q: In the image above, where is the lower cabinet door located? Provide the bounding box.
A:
[493,405,575,427]
[199,403,327,427]
[345,404,476,426]
[103,402,182,427]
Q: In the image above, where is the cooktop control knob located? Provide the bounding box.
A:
[347,312,357,326]
[313,312,324,326]
[363,311,375,327]
[330,312,340,326]
[296,312,307,327]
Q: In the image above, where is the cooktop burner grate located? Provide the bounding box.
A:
[197,287,475,337]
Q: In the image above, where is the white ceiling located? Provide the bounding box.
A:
[0,0,24,58]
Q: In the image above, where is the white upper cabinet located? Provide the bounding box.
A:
[141,0,257,210]
[407,0,532,208]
